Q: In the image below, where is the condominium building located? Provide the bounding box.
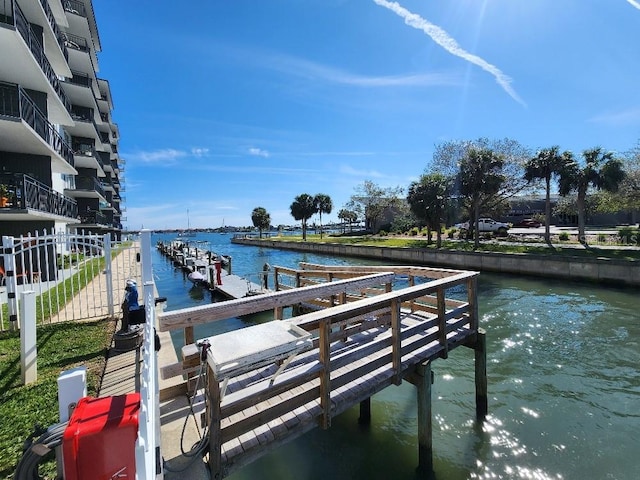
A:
[0,0,124,239]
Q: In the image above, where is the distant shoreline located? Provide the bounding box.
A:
[231,237,639,287]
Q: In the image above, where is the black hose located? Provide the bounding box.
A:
[14,422,67,480]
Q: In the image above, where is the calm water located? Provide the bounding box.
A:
[152,233,640,480]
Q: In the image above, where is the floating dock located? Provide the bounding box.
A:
[156,239,265,298]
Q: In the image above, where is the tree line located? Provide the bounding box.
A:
[251,138,639,248]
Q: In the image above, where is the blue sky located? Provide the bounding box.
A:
[92,0,640,230]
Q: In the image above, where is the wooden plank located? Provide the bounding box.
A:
[318,319,331,429]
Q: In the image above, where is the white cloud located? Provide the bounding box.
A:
[128,148,187,164]
[267,56,461,88]
[627,0,640,10]
[589,107,640,126]
[249,147,270,158]
[124,147,213,164]
[191,147,210,156]
[372,0,525,106]
[339,164,385,178]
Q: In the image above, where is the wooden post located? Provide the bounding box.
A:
[319,319,331,429]
[409,275,415,312]
[467,276,479,332]
[391,298,402,385]
[358,398,371,425]
[207,366,223,479]
[475,328,488,421]
[416,361,433,476]
[437,287,448,359]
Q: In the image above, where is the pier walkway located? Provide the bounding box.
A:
[158,263,485,478]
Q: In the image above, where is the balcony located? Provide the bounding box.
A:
[72,140,104,172]
[71,175,106,199]
[68,69,92,88]
[63,0,87,18]
[79,210,108,226]
[0,172,78,219]
[37,0,70,62]
[62,31,89,53]
[10,0,71,112]
[0,82,75,173]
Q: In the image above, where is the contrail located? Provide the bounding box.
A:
[372,0,525,106]
[626,0,640,10]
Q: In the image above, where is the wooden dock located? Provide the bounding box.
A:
[156,239,265,299]
[158,264,485,478]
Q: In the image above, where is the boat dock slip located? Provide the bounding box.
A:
[157,264,486,478]
[214,269,264,299]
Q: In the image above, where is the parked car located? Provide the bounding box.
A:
[513,218,542,228]
[455,218,510,234]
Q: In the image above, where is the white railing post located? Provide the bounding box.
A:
[2,236,20,331]
[136,230,163,478]
[104,233,114,316]
[20,290,37,384]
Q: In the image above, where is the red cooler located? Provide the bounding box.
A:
[63,394,140,480]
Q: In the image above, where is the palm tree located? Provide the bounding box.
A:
[290,194,316,241]
[407,173,452,248]
[558,147,625,246]
[524,146,573,244]
[314,194,333,239]
[251,207,271,238]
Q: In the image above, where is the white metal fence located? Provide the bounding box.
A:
[1,230,141,332]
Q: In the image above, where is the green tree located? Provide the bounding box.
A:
[433,137,530,220]
[290,194,316,241]
[250,207,271,238]
[459,148,506,249]
[338,208,358,233]
[348,180,404,233]
[596,143,640,220]
[407,173,452,248]
[524,146,574,244]
[314,193,333,239]
[558,147,626,245]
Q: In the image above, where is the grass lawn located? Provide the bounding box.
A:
[0,318,115,479]
[264,234,640,261]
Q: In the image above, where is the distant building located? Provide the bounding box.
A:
[0,0,124,239]
[507,195,638,226]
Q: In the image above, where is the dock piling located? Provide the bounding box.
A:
[416,361,433,477]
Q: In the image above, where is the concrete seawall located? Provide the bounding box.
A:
[232,237,640,287]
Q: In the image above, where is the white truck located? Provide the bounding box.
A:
[456,218,510,234]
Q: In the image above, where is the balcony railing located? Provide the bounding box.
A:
[70,105,100,138]
[68,70,92,88]
[62,32,89,52]
[74,175,106,198]
[72,141,104,170]
[0,173,78,218]
[63,0,87,17]
[38,0,69,61]
[0,82,75,168]
[79,210,108,226]
[11,0,71,112]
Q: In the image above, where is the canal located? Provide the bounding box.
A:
[152,233,639,480]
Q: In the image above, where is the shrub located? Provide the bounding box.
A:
[559,232,570,241]
[379,230,388,237]
[409,227,419,236]
[618,227,638,245]
[597,234,607,244]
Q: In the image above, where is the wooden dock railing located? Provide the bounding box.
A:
[179,266,484,479]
